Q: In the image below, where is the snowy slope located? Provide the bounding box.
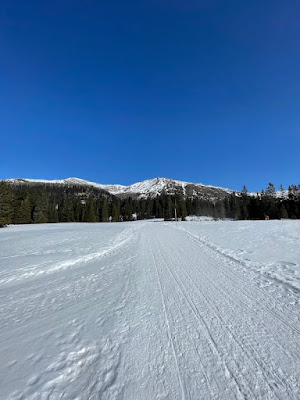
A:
[249,190,289,199]
[5,177,127,194]
[6,177,233,199]
[0,221,300,399]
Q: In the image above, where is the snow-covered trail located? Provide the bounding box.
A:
[0,222,299,399]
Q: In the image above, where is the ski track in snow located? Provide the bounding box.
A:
[0,221,299,399]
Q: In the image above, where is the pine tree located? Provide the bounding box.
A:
[280,204,288,219]
[241,185,248,196]
[230,193,240,220]
[84,197,97,222]
[217,201,226,220]
[266,182,276,198]
[279,184,285,200]
[139,200,146,220]
[0,181,13,227]
[153,198,162,218]
[241,185,250,219]
[124,198,133,221]
[288,185,294,200]
[16,196,31,224]
[180,198,187,221]
[112,203,120,222]
[73,200,82,222]
[48,203,59,223]
[164,196,173,221]
[33,210,48,223]
[101,199,109,222]
[61,199,75,222]
[33,191,48,223]
[146,199,152,219]
[265,182,278,218]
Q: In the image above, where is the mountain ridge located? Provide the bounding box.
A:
[5,177,233,200]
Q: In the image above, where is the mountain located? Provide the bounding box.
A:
[6,177,233,201]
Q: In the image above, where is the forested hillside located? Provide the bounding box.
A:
[0,181,299,226]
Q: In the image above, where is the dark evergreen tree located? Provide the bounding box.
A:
[61,199,75,222]
[241,186,250,219]
[146,199,152,219]
[73,200,83,222]
[164,196,173,221]
[33,192,48,223]
[265,182,276,198]
[101,199,109,222]
[180,197,187,221]
[279,184,285,200]
[84,197,97,222]
[16,196,31,224]
[215,200,226,220]
[280,204,288,219]
[123,198,133,221]
[0,181,13,227]
[48,203,59,223]
[264,182,279,219]
[112,203,120,222]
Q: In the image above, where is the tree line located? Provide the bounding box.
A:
[0,181,299,227]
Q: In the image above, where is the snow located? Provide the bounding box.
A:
[248,190,289,198]
[5,177,127,194]
[0,220,299,399]
[176,219,300,294]
[6,177,233,198]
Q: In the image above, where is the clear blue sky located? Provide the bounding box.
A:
[1,0,299,191]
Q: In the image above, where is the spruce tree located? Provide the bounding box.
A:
[279,184,285,200]
[218,201,226,220]
[241,185,250,219]
[241,185,248,196]
[32,191,48,223]
[16,196,31,224]
[48,203,59,223]
[164,196,173,221]
[180,198,187,221]
[101,199,109,222]
[112,203,120,222]
[61,199,75,222]
[146,199,152,219]
[266,182,276,198]
[0,181,13,227]
[265,182,278,218]
[73,200,82,222]
[124,198,133,221]
[280,204,288,219]
[84,197,97,222]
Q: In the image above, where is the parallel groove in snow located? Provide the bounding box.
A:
[0,222,299,399]
[154,226,299,398]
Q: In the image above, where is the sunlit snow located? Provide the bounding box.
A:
[0,220,299,399]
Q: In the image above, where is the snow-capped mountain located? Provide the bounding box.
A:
[6,177,233,200]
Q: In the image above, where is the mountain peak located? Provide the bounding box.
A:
[5,176,233,200]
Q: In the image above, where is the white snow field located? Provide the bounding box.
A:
[0,220,299,400]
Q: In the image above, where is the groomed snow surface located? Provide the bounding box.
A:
[0,220,299,399]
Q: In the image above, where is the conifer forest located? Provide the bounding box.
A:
[0,181,300,227]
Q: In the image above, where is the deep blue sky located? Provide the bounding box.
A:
[1,0,299,191]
